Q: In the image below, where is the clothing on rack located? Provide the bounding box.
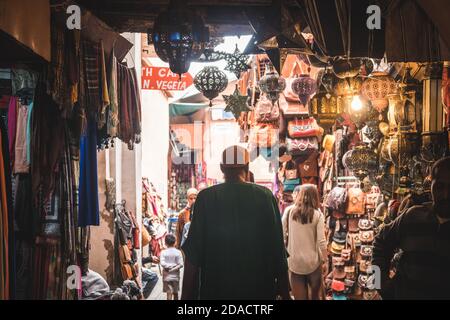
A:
[78,116,100,227]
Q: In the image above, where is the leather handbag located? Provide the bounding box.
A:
[332,280,346,292]
[363,290,380,300]
[332,210,346,219]
[359,230,374,244]
[332,256,345,267]
[333,266,346,280]
[286,137,319,156]
[326,187,348,212]
[288,117,321,138]
[346,188,366,215]
[358,219,373,231]
[121,263,134,280]
[285,161,298,180]
[333,231,347,245]
[366,189,382,209]
[330,241,344,255]
[133,227,140,249]
[298,151,319,177]
[359,260,372,274]
[283,179,300,192]
[347,232,361,248]
[301,176,318,185]
[250,124,279,148]
[360,245,373,260]
[341,248,352,262]
[348,218,360,232]
[279,94,309,117]
[358,274,374,289]
[119,245,132,263]
[255,95,280,123]
[142,226,151,247]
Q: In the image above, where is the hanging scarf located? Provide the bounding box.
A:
[0,131,9,299]
[7,97,17,166]
[78,115,100,227]
[82,40,101,117]
[98,40,110,129]
[1,110,15,299]
[107,48,119,138]
[31,79,66,201]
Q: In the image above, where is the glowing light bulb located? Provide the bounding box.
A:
[351,95,363,111]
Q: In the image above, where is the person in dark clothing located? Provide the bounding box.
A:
[181,145,290,300]
[372,157,450,300]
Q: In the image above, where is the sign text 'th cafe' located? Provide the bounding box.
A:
[141,66,193,91]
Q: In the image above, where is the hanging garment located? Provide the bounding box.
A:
[129,67,142,139]
[107,48,119,138]
[98,40,110,129]
[78,116,100,227]
[83,40,101,117]
[117,64,142,149]
[14,104,29,174]
[118,63,132,145]
[0,131,9,299]
[26,102,33,165]
[1,118,15,299]
[7,97,17,166]
[31,80,66,200]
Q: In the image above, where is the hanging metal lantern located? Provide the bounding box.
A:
[361,71,398,113]
[334,77,362,97]
[332,58,362,79]
[291,74,317,106]
[258,65,286,104]
[393,95,417,132]
[310,85,341,126]
[194,66,228,106]
[343,144,378,180]
[151,0,209,76]
[320,68,337,93]
[224,46,250,79]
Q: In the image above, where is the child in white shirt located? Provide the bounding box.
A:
[160,234,184,300]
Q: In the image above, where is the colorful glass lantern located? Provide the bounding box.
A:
[194,66,228,106]
[151,0,209,76]
[258,65,286,104]
[361,71,398,113]
[291,74,317,106]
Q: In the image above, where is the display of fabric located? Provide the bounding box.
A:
[7,97,17,165]
[0,125,9,299]
[117,63,141,149]
[107,47,119,138]
[13,103,29,174]
[31,79,66,200]
[98,40,110,129]
[83,40,101,117]
[78,116,100,227]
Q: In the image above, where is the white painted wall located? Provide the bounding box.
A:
[141,89,170,209]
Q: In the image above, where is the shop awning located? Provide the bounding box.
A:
[169,102,208,117]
